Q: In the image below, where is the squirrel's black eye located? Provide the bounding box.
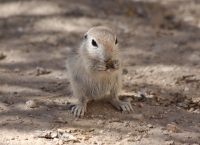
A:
[84,34,87,39]
[115,38,118,44]
[92,39,98,47]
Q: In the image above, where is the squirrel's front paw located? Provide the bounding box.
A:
[106,60,120,70]
[112,60,120,70]
[97,62,107,71]
[69,104,86,118]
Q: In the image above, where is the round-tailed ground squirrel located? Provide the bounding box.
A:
[67,26,133,117]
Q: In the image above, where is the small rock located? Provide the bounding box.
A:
[56,117,68,123]
[166,124,179,133]
[111,118,121,122]
[17,27,23,32]
[189,103,196,108]
[83,135,90,140]
[127,132,136,137]
[183,16,194,22]
[188,108,194,112]
[122,68,128,75]
[57,128,66,134]
[191,98,200,104]
[0,52,6,60]
[122,137,135,142]
[139,103,144,107]
[58,139,63,145]
[44,99,54,106]
[162,130,168,135]
[26,100,37,108]
[143,133,148,138]
[50,131,58,138]
[184,87,189,91]
[61,133,78,141]
[147,124,153,128]
[193,109,200,114]
[177,102,188,108]
[136,6,144,17]
[35,130,52,138]
[97,120,104,125]
[42,114,53,118]
[165,140,175,145]
[53,138,59,142]
[99,130,104,134]
[123,121,129,127]
[36,67,51,76]
[65,128,79,133]
[132,114,143,120]
[99,115,103,118]
[171,17,182,28]
[14,68,20,73]
[134,135,142,141]
[0,120,7,125]
[84,128,95,132]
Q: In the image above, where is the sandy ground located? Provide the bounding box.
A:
[0,0,200,145]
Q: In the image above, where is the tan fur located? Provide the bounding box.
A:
[67,26,133,117]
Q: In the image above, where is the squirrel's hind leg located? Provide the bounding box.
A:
[109,75,133,112]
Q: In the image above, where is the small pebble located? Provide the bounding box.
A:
[143,133,148,138]
[0,120,8,125]
[188,108,194,112]
[14,68,20,73]
[122,137,135,142]
[97,120,104,125]
[123,121,129,127]
[45,99,54,106]
[61,133,77,141]
[83,135,90,140]
[134,135,142,141]
[166,124,179,133]
[194,109,200,114]
[147,124,154,128]
[122,68,128,75]
[165,140,175,145]
[132,114,143,120]
[53,138,59,141]
[26,100,37,108]
[127,132,136,137]
[58,139,63,145]
[111,118,121,122]
[0,52,6,60]
[163,130,168,135]
[56,117,67,123]
[50,131,58,138]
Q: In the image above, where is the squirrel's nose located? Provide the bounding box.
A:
[104,55,112,62]
[104,58,112,62]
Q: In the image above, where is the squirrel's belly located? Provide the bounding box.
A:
[85,78,113,99]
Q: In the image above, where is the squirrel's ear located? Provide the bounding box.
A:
[84,33,87,39]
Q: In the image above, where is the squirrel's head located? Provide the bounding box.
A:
[82,26,119,61]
